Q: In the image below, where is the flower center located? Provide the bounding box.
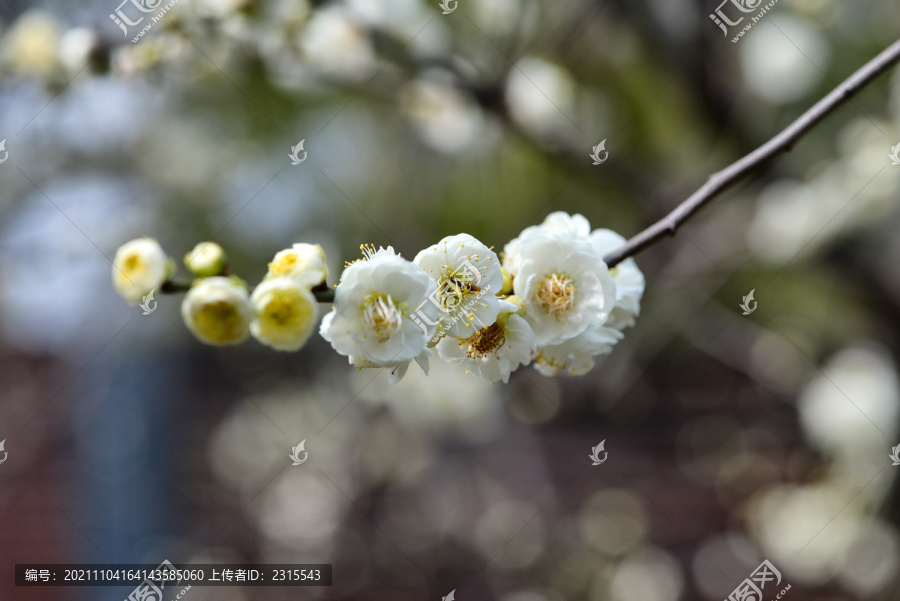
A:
[265,295,299,326]
[194,301,243,343]
[268,253,298,276]
[437,264,482,311]
[363,295,404,342]
[465,322,506,358]
[123,253,141,273]
[536,272,575,317]
[438,276,471,310]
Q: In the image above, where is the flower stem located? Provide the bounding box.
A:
[160,280,192,293]
[160,279,336,303]
[313,288,335,303]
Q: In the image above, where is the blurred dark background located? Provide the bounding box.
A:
[1,0,900,599]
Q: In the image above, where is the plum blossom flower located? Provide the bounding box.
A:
[437,298,536,383]
[250,278,318,351]
[587,228,644,331]
[413,233,503,339]
[532,228,644,375]
[183,241,227,277]
[533,323,622,376]
[112,237,172,303]
[503,212,645,376]
[513,233,616,347]
[114,213,641,380]
[266,243,328,288]
[503,211,591,276]
[181,276,253,345]
[507,213,644,329]
[319,246,438,383]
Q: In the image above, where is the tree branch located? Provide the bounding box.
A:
[602,38,900,269]
[314,288,335,303]
[161,280,336,303]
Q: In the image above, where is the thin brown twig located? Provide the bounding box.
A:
[162,279,337,302]
[602,38,900,268]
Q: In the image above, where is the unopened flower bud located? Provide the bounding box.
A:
[184,242,228,277]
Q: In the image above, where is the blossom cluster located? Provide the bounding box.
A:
[112,212,644,383]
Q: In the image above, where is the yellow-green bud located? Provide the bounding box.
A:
[112,237,170,303]
[500,266,514,295]
[505,295,527,317]
[181,276,251,345]
[184,242,228,277]
[266,243,328,288]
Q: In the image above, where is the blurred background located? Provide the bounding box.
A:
[1,0,900,599]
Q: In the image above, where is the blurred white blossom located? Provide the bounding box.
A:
[608,546,684,601]
[265,242,328,288]
[740,15,830,104]
[1,11,61,77]
[747,120,900,262]
[181,276,253,345]
[400,78,486,153]
[112,237,172,303]
[798,345,899,458]
[506,57,577,136]
[58,27,98,75]
[300,7,375,79]
[184,241,228,277]
[250,277,318,351]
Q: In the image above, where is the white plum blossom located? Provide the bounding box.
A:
[513,233,616,347]
[319,246,439,383]
[588,228,645,331]
[2,10,61,77]
[183,241,228,277]
[414,233,504,339]
[112,237,172,303]
[533,323,622,377]
[181,276,253,345]
[502,212,645,376]
[503,211,591,276]
[116,214,640,380]
[266,243,328,288]
[250,278,318,351]
[437,298,536,384]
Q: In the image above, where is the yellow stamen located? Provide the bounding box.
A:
[536,272,576,319]
[465,322,506,358]
[363,295,403,342]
